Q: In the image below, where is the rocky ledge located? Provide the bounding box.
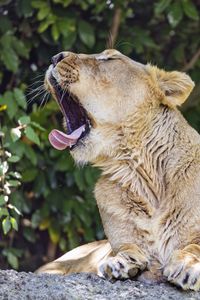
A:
[0,270,200,300]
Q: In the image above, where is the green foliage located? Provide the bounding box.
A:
[0,0,199,271]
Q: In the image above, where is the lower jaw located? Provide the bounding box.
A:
[70,135,86,150]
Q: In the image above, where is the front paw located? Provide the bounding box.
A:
[97,247,148,280]
[164,250,200,291]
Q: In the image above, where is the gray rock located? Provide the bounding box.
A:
[0,270,200,300]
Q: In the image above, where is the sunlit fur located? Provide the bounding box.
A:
[39,49,200,291]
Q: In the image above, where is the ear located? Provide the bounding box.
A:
[148,66,195,107]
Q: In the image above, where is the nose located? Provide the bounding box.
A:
[51,53,64,67]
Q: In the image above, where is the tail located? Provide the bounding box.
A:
[36,240,112,275]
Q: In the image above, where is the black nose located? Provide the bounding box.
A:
[51,53,64,67]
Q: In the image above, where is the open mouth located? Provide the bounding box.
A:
[48,75,91,150]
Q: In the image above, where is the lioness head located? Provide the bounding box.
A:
[45,49,194,164]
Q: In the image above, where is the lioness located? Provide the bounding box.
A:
[37,49,200,291]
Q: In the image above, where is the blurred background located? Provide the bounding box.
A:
[0,0,199,271]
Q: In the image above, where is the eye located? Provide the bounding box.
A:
[106,57,116,61]
[97,56,119,62]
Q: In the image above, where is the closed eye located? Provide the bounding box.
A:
[97,56,120,61]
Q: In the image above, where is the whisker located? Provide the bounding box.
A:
[27,90,44,104]
[27,88,46,106]
[31,73,44,80]
[26,83,45,95]
[29,70,46,82]
[38,91,50,110]
[27,81,45,90]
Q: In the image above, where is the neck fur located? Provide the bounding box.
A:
[95,104,181,208]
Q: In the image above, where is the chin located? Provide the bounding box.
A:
[70,131,104,165]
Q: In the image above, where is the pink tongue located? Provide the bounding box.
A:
[48,125,85,150]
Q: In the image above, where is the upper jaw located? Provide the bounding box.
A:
[45,65,91,145]
[45,64,59,90]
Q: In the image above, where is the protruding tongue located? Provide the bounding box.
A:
[48,125,85,150]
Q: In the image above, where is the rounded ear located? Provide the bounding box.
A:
[147,65,195,107]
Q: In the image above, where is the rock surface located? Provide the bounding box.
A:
[0,270,200,300]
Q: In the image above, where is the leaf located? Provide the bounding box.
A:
[154,0,172,15]
[22,168,38,182]
[62,31,76,50]
[24,126,40,145]
[12,37,29,59]
[11,128,22,142]
[0,16,12,33]
[37,5,50,21]
[141,35,157,48]
[7,252,18,269]
[53,0,72,7]
[0,208,9,218]
[18,116,31,125]
[14,88,27,109]
[8,180,21,187]
[8,155,20,163]
[55,154,73,171]
[78,20,95,48]
[3,91,18,119]
[31,0,47,9]
[51,23,60,41]
[0,195,6,206]
[23,144,37,165]
[38,18,54,33]
[30,121,45,131]
[31,210,42,228]
[85,167,99,186]
[23,227,36,243]
[0,161,9,176]
[48,225,60,244]
[9,171,22,179]
[182,0,199,21]
[2,216,11,234]
[34,173,48,196]
[167,2,183,27]
[0,32,12,45]
[0,104,7,111]
[7,204,22,216]
[74,170,86,191]
[1,46,19,72]
[58,18,76,36]
[172,44,185,63]
[18,0,33,17]
[39,217,50,230]
[59,238,67,251]
[10,217,18,231]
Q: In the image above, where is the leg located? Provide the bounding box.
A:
[98,243,148,280]
[164,244,200,291]
[95,178,149,280]
[36,240,112,275]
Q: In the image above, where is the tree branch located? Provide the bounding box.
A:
[181,48,200,72]
[107,7,122,48]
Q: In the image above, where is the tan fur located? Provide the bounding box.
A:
[38,49,200,290]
